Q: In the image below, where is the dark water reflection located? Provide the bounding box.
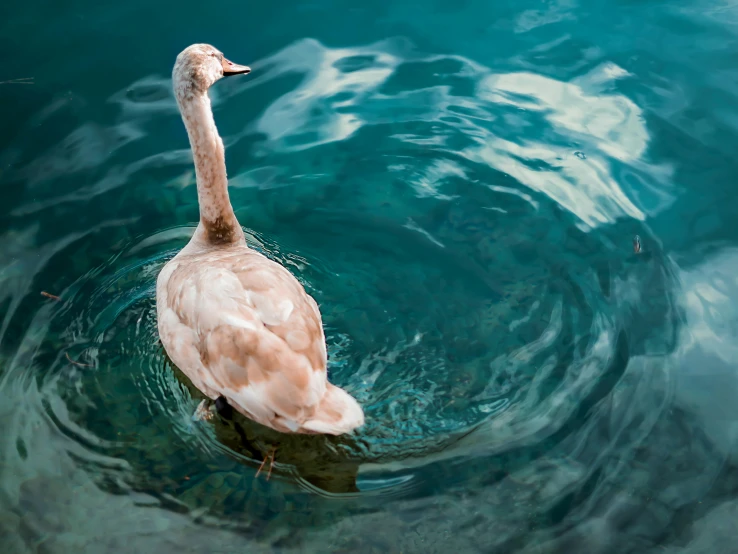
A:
[2,0,738,552]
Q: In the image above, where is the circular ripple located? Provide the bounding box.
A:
[0,38,683,542]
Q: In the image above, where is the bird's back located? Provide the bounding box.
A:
[156,243,363,434]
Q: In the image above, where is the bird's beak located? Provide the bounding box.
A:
[222,57,251,76]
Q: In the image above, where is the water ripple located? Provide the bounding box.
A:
[0,34,694,552]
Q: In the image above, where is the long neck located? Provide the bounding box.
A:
[179,92,243,245]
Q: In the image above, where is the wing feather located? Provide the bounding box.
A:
[158,247,334,432]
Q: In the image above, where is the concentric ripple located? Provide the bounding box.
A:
[0,35,700,553]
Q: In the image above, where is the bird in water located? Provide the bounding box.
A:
[156,44,365,477]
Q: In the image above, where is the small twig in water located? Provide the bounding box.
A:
[65,352,93,368]
[40,291,61,301]
[0,77,34,85]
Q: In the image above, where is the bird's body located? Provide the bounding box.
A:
[155,44,364,437]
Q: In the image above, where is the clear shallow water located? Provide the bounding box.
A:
[3,0,738,552]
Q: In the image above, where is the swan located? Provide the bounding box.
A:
[156,44,365,455]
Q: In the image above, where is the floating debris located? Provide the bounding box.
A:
[40,291,61,301]
[65,352,93,368]
[574,151,587,160]
[0,77,34,85]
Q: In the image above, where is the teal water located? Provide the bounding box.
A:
[3,0,738,552]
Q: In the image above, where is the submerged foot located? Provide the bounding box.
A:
[193,396,233,422]
[193,399,215,421]
[255,447,277,481]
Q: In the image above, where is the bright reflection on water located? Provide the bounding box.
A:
[2,0,738,552]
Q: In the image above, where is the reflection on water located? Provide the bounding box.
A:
[2,1,738,551]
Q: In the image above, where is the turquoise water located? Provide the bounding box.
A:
[3,0,738,552]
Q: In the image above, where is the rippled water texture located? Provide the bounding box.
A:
[3,0,738,552]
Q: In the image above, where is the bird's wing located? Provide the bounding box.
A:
[157,248,328,432]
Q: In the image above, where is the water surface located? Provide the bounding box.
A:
[2,1,738,552]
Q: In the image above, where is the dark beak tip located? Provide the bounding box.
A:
[221,57,252,77]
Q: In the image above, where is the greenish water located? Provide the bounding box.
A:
[3,0,738,552]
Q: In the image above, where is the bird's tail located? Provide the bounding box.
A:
[300,383,364,435]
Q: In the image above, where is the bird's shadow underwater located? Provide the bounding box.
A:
[166,355,364,495]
